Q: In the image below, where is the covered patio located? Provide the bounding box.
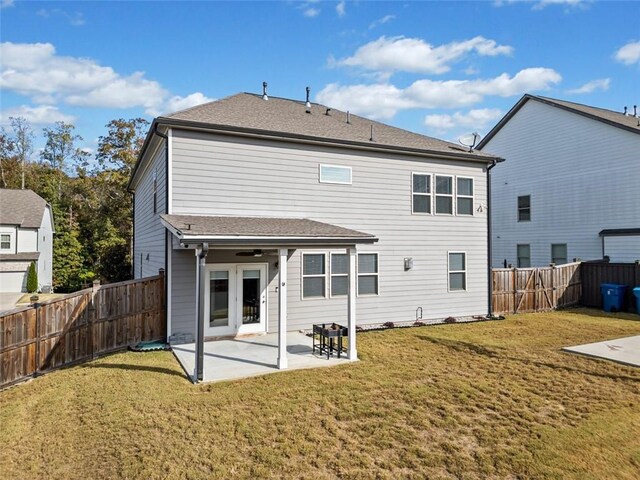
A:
[161,214,377,383]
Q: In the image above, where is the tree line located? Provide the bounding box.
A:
[1,117,148,292]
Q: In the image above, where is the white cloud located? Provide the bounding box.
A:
[532,0,586,10]
[335,36,513,75]
[566,78,610,94]
[0,105,76,126]
[152,92,215,116]
[36,8,85,26]
[336,1,346,17]
[303,7,320,17]
[424,108,503,133]
[317,67,561,119]
[0,42,211,117]
[1,0,14,9]
[614,41,640,65]
[369,14,395,29]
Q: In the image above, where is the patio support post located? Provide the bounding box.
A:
[347,246,358,360]
[277,248,288,369]
[195,243,209,382]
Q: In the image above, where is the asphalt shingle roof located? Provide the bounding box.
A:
[161,214,376,240]
[0,252,40,261]
[535,96,640,131]
[0,189,48,228]
[162,93,496,158]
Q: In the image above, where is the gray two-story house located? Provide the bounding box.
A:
[128,90,501,379]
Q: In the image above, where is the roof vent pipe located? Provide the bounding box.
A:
[634,105,637,117]
[347,111,351,124]
[370,124,375,142]
[262,82,268,101]
[624,106,628,116]
[305,86,311,113]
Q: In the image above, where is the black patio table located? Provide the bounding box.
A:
[312,323,348,359]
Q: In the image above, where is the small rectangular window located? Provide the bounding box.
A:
[551,244,567,265]
[0,234,11,250]
[448,252,466,291]
[518,195,530,222]
[517,244,531,268]
[457,177,474,215]
[302,253,326,298]
[412,173,431,214]
[358,253,378,295]
[330,253,348,297]
[435,175,453,214]
[319,164,352,184]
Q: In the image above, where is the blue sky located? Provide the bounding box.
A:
[1,0,639,156]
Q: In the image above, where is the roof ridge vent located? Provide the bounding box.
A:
[262,81,268,101]
[305,86,311,113]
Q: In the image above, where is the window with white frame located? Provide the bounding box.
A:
[302,253,326,298]
[412,173,431,214]
[358,253,378,295]
[448,252,466,291]
[330,253,348,297]
[319,164,352,184]
[517,244,531,268]
[518,195,530,222]
[435,175,453,214]
[456,177,474,215]
[0,233,12,251]
[551,244,567,265]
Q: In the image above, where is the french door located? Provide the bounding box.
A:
[204,263,267,337]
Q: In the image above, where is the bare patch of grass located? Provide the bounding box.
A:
[1,308,639,479]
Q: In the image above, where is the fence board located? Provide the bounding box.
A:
[492,262,581,315]
[581,262,640,312]
[0,272,165,389]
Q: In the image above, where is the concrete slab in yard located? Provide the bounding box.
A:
[563,335,640,367]
[172,331,353,383]
[0,293,23,315]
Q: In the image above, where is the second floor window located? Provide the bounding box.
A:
[0,233,11,251]
[319,164,352,184]
[518,195,530,222]
[457,177,474,215]
[412,173,431,214]
[435,175,453,215]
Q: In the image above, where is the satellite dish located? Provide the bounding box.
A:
[458,132,481,152]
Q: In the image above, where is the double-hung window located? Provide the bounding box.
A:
[0,233,11,251]
[518,195,530,222]
[435,175,453,214]
[517,244,531,268]
[412,173,431,214]
[448,252,466,291]
[302,253,326,298]
[456,177,474,215]
[330,253,348,297]
[551,244,567,265]
[357,253,378,295]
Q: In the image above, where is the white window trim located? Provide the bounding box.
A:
[329,250,348,298]
[517,195,531,222]
[357,252,380,297]
[435,175,454,216]
[456,176,474,216]
[517,244,531,268]
[301,252,327,300]
[411,172,432,215]
[447,251,467,292]
[551,243,568,265]
[319,164,352,185]
[0,232,14,253]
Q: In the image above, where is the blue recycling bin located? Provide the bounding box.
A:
[600,284,627,312]
[633,287,640,315]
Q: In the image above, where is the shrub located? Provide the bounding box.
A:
[26,262,38,293]
[383,321,395,329]
[444,316,457,324]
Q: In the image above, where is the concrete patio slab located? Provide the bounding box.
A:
[563,335,640,367]
[0,293,23,315]
[172,331,352,383]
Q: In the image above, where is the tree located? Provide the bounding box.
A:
[41,122,87,199]
[9,117,35,190]
[52,216,86,292]
[96,118,148,173]
[0,127,16,188]
[26,262,38,293]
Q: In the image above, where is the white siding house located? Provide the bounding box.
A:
[0,189,54,293]
[129,91,501,380]
[478,95,640,267]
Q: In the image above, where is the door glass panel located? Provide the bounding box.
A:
[242,269,261,325]
[210,271,229,328]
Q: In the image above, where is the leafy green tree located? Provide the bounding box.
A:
[26,262,38,293]
[52,215,85,292]
[41,122,88,199]
[9,117,35,190]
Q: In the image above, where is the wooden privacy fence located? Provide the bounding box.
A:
[0,272,165,390]
[492,262,582,315]
[581,261,640,312]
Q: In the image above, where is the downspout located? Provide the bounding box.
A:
[486,157,505,319]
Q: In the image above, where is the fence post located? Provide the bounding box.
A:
[512,267,517,314]
[34,303,41,378]
[89,279,100,359]
[550,264,556,308]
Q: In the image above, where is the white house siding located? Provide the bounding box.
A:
[17,229,38,252]
[483,100,640,267]
[0,226,16,254]
[168,130,489,336]
[133,143,167,278]
[37,207,53,290]
[604,236,640,263]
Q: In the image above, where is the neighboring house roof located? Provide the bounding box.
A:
[130,92,501,190]
[161,214,377,245]
[0,252,40,261]
[478,94,640,149]
[599,228,640,237]
[0,189,49,228]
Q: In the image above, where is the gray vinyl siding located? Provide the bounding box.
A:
[133,144,166,278]
[168,129,488,336]
[483,100,640,267]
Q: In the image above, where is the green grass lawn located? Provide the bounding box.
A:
[1,308,640,479]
